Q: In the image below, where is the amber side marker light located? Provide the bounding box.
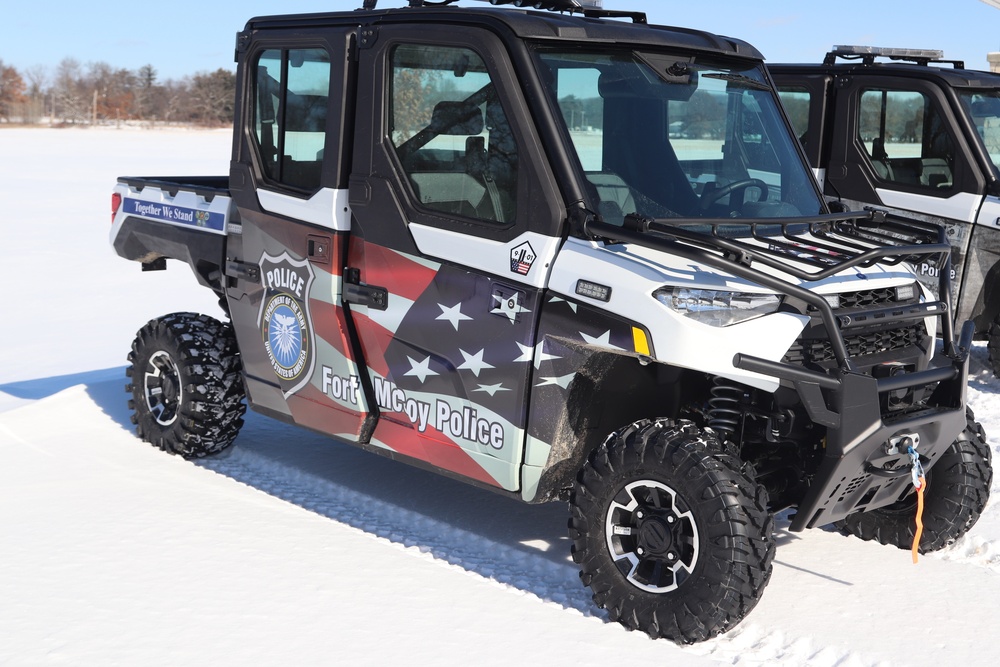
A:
[632,327,651,356]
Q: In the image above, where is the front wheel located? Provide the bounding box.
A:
[569,419,775,644]
[835,409,992,552]
[126,312,246,458]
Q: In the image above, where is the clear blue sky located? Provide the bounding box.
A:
[3,0,1000,81]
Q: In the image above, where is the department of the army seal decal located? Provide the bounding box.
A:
[257,251,316,397]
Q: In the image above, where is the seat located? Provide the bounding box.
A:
[920,158,952,188]
[870,137,894,181]
[465,136,508,222]
[586,172,636,225]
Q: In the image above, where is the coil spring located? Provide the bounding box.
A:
[708,376,743,436]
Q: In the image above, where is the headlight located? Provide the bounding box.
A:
[654,287,781,327]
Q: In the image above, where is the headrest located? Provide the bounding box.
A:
[430,101,484,135]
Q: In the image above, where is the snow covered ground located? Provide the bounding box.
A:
[1,127,999,666]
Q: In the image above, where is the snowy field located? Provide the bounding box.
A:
[1,127,999,666]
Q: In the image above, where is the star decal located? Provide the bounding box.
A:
[548,295,578,313]
[403,355,438,383]
[535,373,576,390]
[580,330,624,351]
[514,340,561,369]
[473,383,510,397]
[436,302,473,331]
[491,292,531,324]
[457,348,495,377]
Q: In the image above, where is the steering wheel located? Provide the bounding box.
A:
[699,178,769,211]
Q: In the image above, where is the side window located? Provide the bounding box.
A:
[552,67,634,223]
[253,48,330,192]
[858,88,955,190]
[389,44,518,223]
[555,68,603,171]
[777,87,811,142]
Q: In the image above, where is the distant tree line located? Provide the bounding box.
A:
[0,57,235,126]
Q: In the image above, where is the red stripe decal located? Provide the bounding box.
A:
[373,418,500,487]
[310,299,350,358]
[288,384,366,439]
[349,311,394,379]
[349,240,437,303]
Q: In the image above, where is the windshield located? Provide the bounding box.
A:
[535,49,824,224]
[958,89,1000,177]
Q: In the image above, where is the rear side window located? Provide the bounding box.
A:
[858,88,956,191]
[253,48,331,192]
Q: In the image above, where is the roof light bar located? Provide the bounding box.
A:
[478,0,594,9]
[824,45,964,69]
[832,45,945,60]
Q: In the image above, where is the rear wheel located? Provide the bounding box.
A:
[126,312,246,458]
[569,419,774,644]
[836,409,992,552]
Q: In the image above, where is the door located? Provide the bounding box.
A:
[226,29,374,439]
[825,77,983,305]
[773,73,831,184]
[345,26,563,491]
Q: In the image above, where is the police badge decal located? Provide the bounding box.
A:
[257,251,317,397]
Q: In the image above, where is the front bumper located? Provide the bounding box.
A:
[736,321,972,530]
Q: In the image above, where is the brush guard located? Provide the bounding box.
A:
[584,208,972,531]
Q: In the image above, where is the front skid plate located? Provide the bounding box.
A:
[791,403,967,531]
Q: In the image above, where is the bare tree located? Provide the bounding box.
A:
[5,55,237,127]
[54,57,87,123]
[86,62,137,123]
[160,79,187,123]
[21,65,48,124]
[132,64,157,121]
[187,68,236,126]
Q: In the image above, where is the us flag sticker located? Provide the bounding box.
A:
[510,241,536,276]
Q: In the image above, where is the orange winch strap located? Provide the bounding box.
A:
[911,476,926,564]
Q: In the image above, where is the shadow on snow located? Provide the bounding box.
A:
[8,368,864,618]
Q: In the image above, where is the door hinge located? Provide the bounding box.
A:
[225,259,260,283]
[357,26,379,49]
[235,30,251,57]
[343,267,388,310]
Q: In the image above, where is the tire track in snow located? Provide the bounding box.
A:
[197,446,600,615]
[195,446,896,667]
[188,345,1000,667]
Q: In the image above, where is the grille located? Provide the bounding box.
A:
[811,286,916,311]
[784,325,925,365]
[838,287,898,309]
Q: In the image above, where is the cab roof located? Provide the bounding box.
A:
[243,2,765,62]
[770,45,1000,89]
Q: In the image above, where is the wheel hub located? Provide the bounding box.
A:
[161,375,178,403]
[144,350,182,427]
[637,515,675,556]
[605,479,699,594]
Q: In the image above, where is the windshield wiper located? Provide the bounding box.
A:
[703,72,771,91]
